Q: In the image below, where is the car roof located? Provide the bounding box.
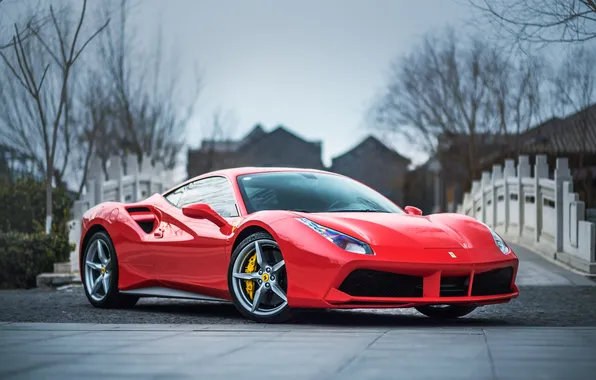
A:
[163,167,340,195]
[208,166,333,178]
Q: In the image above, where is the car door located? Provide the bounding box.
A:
[153,176,240,297]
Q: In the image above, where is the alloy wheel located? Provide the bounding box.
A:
[84,239,112,302]
[231,239,288,317]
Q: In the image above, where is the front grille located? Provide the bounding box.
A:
[440,276,469,297]
[471,267,514,296]
[339,269,423,298]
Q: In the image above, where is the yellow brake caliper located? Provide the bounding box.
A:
[244,253,257,300]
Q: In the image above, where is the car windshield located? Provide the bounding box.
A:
[236,171,404,214]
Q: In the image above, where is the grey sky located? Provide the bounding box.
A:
[131,0,475,170]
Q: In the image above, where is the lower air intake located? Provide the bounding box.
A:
[339,269,423,298]
[471,267,514,296]
[440,276,469,297]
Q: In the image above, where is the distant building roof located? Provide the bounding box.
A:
[187,124,325,177]
[199,140,239,152]
[519,105,596,154]
[332,135,410,163]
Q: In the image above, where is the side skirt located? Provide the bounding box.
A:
[120,286,231,303]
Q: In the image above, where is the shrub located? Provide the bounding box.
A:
[0,232,73,289]
[0,177,73,235]
[0,178,74,287]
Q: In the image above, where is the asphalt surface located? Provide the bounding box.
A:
[0,244,595,327]
[2,284,596,327]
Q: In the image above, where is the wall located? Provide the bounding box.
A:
[457,155,596,274]
[68,154,172,272]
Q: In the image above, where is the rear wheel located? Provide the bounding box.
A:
[82,231,139,309]
[415,304,477,319]
[228,232,293,323]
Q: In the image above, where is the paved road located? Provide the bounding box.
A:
[1,323,595,380]
[1,243,595,379]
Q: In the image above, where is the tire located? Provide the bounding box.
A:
[415,305,477,319]
[228,232,293,323]
[82,231,139,309]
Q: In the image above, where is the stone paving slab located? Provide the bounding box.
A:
[1,323,595,380]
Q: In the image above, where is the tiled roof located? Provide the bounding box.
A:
[520,105,596,154]
[199,140,239,152]
[332,135,410,163]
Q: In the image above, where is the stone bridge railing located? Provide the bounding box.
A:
[457,155,595,274]
[67,154,173,272]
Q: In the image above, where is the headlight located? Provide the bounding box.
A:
[297,218,373,255]
[487,226,510,254]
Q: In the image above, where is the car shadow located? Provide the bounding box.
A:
[292,309,513,327]
[132,300,514,327]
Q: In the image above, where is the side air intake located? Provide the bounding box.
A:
[126,207,156,233]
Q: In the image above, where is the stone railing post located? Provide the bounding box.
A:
[107,155,123,202]
[481,171,491,225]
[491,164,503,229]
[479,172,488,224]
[142,154,152,196]
[126,154,140,201]
[534,155,548,243]
[554,158,572,252]
[517,156,531,237]
[471,180,480,219]
[503,159,516,234]
[153,161,165,193]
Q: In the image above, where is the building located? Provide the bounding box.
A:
[330,136,410,205]
[188,127,412,207]
[415,104,596,212]
[187,125,324,178]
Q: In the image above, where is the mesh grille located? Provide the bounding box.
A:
[472,267,514,296]
[339,269,423,298]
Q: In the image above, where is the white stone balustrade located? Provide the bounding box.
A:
[457,155,596,274]
[67,154,173,272]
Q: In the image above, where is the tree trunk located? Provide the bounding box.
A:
[45,166,52,234]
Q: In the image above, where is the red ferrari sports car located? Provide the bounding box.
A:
[80,167,519,322]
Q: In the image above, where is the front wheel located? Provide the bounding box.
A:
[228,232,293,323]
[82,231,139,309]
[415,305,477,319]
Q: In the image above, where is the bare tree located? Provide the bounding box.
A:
[0,0,108,233]
[470,0,596,46]
[79,0,201,181]
[72,71,114,196]
[201,108,238,173]
[374,31,506,183]
[485,52,546,156]
[552,45,596,205]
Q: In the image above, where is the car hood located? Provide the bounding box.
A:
[295,212,493,249]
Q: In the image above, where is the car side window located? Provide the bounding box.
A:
[165,186,184,206]
[171,177,239,217]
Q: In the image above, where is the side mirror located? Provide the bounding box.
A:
[182,203,232,234]
[405,206,423,216]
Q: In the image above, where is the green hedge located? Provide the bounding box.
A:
[0,177,72,235]
[0,232,72,288]
[0,178,74,288]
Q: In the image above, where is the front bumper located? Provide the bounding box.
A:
[324,265,518,308]
[272,218,519,309]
